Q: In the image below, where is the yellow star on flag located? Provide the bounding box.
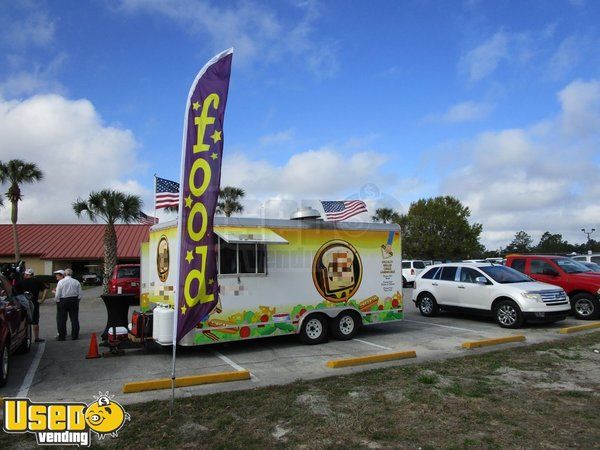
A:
[210,152,218,160]
[181,305,187,315]
[208,278,214,285]
[192,101,200,111]
[186,250,194,263]
[185,195,193,209]
[210,130,222,143]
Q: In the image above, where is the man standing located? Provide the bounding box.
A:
[15,268,48,343]
[54,268,82,341]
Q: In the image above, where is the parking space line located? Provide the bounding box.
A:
[17,342,46,398]
[402,319,481,333]
[212,350,259,382]
[354,339,392,350]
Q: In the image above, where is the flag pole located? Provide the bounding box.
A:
[153,174,157,222]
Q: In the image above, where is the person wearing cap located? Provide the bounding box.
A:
[54,268,82,341]
[15,268,49,343]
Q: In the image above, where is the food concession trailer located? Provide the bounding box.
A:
[140,208,403,346]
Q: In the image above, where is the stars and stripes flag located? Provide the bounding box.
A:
[321,200,368,221]
[155,176,180,209]
[138,212,159,225]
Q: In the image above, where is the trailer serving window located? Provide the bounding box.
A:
[218,239,266,275]
[214,227,287,276]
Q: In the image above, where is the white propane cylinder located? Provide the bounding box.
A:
[152,305,162,341]
[154,304,174,345]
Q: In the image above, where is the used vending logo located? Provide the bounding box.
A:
[3,392,130,446]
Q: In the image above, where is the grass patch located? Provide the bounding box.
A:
[2,332,599,449]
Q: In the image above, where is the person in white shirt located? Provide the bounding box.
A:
[54,268,82,341]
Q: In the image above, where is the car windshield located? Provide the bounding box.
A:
[554,258,589,273]
[117,267,140,278]
[479,266,532,284]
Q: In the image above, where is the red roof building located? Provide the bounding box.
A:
[0,224,149,275]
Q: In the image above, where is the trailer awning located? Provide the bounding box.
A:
[214,226,288,244]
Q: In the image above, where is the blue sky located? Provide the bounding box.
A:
[1,0,600,249]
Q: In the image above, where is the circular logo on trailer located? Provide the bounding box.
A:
[312,240,363,303]
[156,235,169,282]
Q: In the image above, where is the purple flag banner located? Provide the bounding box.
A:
[175,49,233,342]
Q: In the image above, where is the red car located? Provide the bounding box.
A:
[0,274,32,387]
[108,264,141,304]
[506,254,600,320]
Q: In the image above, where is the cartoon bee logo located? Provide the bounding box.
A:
[85,393,130,439]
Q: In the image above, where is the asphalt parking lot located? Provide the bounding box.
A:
[1,287,596,405]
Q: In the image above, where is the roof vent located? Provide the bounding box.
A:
[290,207,322,220]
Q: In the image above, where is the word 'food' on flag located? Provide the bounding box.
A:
[138,212,159,225]
[155,177,180,209]
[321,200,368,221]
[176,48,233,342]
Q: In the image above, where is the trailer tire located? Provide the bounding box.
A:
[0,343,9,388]
[299,314,328,345]
[330,311,361,340]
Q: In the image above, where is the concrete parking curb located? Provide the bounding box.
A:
[461,335,526,349]
[326,350,416,368]
[122,370,251,393]
[558,322,600,334]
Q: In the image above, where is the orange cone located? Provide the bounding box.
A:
[86,333,101,359]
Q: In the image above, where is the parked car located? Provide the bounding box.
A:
[413,263,570,328]
[506,254,600,320]
[581,261,600,272]
[0,274,32,387]
[82,273,102,285]
[108,264,140,304]
[402,260,426,287]
[571,253,600,265]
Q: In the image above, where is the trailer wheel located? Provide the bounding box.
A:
[0,343,9,387]
[330,311,360,340]
[299,315,328,345]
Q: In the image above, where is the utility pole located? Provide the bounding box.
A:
[581,228,595,250]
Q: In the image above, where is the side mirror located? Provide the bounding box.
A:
[475,276,488,285]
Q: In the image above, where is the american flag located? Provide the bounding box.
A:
[155,176,179,209]
[321,200,368,221]
[138,212,159,225]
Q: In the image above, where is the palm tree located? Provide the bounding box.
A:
[217,186,245,217]
[73,189,142,293]
[0,160,43,261]
[372,208,400,224]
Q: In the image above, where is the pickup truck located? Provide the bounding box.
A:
[505,254,600,320]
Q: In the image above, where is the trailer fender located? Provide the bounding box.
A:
[297,307,363,333]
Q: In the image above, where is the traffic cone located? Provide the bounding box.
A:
[86,333,101,359]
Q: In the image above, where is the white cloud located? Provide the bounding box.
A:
[118,0,338,77]
[440,79,600,248]
[425,100,494,124]
[547,36,583,81]
[220,147,388,219]
[557,79,600,136]
[461,31,509,81]
[259,129,294,146]
[0,94,148,224]
[0,8,55,49]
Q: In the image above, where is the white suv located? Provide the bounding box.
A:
[402,260,426,287]
[412,263,571,328]
[571,253,600,264]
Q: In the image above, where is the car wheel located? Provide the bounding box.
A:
[571,293,600,320]
[330,311,360,340]
[17,324,32,354]
[495,300,523,329]
[0,344,9,387]
[418,293,439,317]
[299,314,328,345]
